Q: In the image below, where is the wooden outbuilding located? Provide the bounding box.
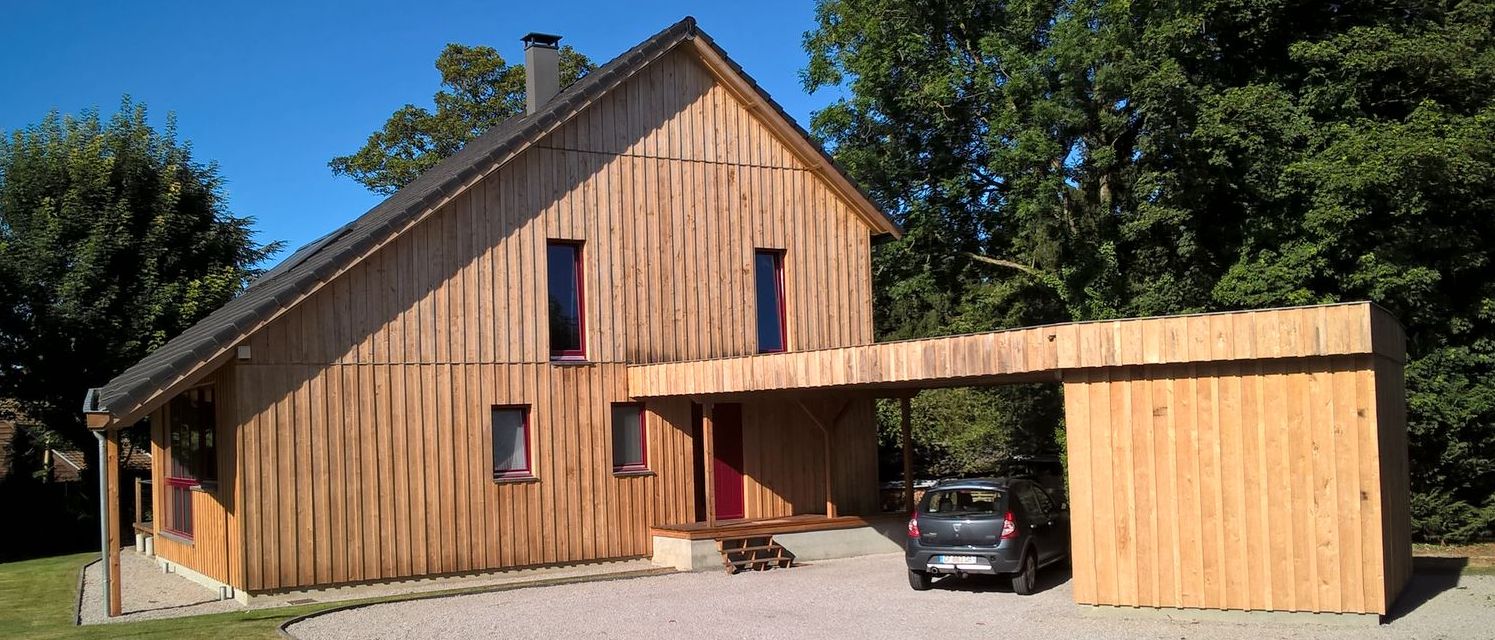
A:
[82,16,1410,619]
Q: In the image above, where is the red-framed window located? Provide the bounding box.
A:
[164,386,216,538]
[547,240,586,359]
[611,403,648,473]
[754,249,787,353]
[492,405,532,479]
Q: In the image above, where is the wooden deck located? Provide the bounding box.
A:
[650,513,903,541]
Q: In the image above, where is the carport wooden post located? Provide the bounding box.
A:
[105,424,122,617]
[702,401,716,527]
[900,396,914,513]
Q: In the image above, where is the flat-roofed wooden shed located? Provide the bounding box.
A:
[630,301,1412,615]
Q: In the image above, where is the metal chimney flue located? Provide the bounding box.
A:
[522,32,562,115]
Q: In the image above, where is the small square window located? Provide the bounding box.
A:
[492,406,532,479]
[611,403,647,472]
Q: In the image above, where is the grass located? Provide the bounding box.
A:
[0,553,330,639]
[0,553,669,640]
[1414,542,1495,575]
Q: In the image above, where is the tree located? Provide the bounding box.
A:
[331,43,595,194]
[0,98,281,453]
[806,0,1495,541]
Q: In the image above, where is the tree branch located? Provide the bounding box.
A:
[965,252,1043,277]
[965,252,1070,304]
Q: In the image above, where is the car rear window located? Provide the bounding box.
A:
[921,488,1003,516]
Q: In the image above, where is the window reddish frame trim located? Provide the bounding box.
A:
[163,383,216,539]
[492,405,534,480]
[613,403,649,473]
[756,249,788,354]
[549,240,587,360]
[162,478,196,539]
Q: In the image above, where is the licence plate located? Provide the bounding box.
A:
[933,555,981,565]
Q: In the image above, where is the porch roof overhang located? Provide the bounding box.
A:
[626,302,1405,399]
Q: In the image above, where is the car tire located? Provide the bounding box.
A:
[1011,551,1038,595]
[908,569,932,591]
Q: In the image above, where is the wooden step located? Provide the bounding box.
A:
[717,535,797,574]
[717,543,779,553]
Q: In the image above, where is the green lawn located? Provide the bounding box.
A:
[0,552,669,639]
[0,553,329,639]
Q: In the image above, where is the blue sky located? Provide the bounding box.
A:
[0,1,841,264]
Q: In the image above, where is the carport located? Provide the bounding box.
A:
[628,301,1411,616]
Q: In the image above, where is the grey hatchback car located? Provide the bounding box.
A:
[904,478,1069,594]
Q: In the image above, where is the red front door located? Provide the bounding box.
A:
[712,403,745,520]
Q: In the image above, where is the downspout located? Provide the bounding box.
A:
[84,388,110,619]
[92,429,109,619]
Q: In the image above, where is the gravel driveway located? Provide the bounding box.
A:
[288,553,1495,640]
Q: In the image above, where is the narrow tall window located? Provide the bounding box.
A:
[754,250,786,353]
[164,386,216,538]
[548,241,585,359]
[612,403,647,472]
[492,406,532,479]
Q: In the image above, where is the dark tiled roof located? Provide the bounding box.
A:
[89,16,900,421]
[52,446,152,473]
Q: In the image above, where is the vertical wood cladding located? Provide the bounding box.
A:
[214,47,882,591]
[1063,355,1404,614]
[150,364,241,587]
[244,47,873,368]
[232,363,877,591]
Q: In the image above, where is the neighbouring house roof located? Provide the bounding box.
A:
[49,446,152,481]
[85,16,902,427]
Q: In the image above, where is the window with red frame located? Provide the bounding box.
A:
[547,241,586,359]
[164,386,216,538]
[611,403,647,472]
[492,406,532,479]
[754,249,786,353]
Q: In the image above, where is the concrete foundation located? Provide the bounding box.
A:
[1079,604,1383,627]
[651,520,905,571]
[154,556,244,604]
[651,537,721,571]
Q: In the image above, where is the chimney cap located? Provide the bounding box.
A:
[522,32,563,49]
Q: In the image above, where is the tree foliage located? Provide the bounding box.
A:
[807,0,1495,541]
[331,43,595,194]
[0,98,280,452]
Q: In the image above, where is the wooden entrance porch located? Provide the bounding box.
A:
[650,513,903,541]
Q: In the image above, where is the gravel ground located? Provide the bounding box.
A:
[288,553,1495,640]
[79,551,241,624]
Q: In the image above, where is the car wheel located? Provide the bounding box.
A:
[1011,552,1037,595]
[908,569,932,591]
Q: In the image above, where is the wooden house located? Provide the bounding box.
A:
[84,17,1411,620]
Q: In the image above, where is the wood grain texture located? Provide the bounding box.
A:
[149,364,241,588]
[229,364,874,591]
[178,47,882,593]
[1063,355,1407,615]
[244,48,874,369]
[627,303,1402,398]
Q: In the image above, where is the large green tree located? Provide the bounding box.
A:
[0,98,280,452]
[807,0,1495,541]
[332,43,594,194]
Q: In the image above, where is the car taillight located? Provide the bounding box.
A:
[907,512,920,538]
[1000,511,1017,539]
